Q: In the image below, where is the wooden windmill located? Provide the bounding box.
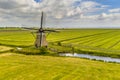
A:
[34,12,58,48]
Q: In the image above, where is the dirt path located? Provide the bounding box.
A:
[0,53,13,57]
[0,46,13,52]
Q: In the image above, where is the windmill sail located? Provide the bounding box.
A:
[35,12,48,48]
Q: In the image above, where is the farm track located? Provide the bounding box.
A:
[0,53,13,57]
[0,46,13,52]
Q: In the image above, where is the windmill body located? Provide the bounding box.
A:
[35,32,48,48]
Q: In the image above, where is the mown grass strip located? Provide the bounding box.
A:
[56,31,115,42]
[89,32,120,47]
[83,31,118,46]
[108,39,120,49]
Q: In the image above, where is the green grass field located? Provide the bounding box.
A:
[0,53,120,80]
[0,28,120,79]
[1,28,120,57]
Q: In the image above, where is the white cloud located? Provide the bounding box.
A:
[0,0,119,28]
[0,0,106,17]
[109,8,120,13]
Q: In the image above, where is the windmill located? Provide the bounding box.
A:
[22,12,58,48]
[34,12,58,48]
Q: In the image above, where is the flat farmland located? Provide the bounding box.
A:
[48,29,120,57]
[1,29,120,57]
[0,53,120,80]
[0,29,120,80]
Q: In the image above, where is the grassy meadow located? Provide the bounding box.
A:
[0,53,120,80]
[1,28,120,57]
[0,28,120,79]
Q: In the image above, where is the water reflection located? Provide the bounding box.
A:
[59,53,120,63]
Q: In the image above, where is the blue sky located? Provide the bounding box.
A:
[34,0,42,3]
[96,0,120,7]
[0,0,120,28]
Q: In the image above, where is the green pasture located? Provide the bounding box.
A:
[1,29,120,57]
[0,28,120,80]
[0,53,120,80]
[0,30,34,46]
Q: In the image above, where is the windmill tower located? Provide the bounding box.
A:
[35,12,57,48]
[35,12,47,48]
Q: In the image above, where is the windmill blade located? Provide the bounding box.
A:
[21,24,38,30]
[46,30,60,37]
[40,12,46,29]
[22,27,38,30]
[44,30,60,32]
[46,32,51,37]
[31,32,36,39]
[40,12,43,29]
